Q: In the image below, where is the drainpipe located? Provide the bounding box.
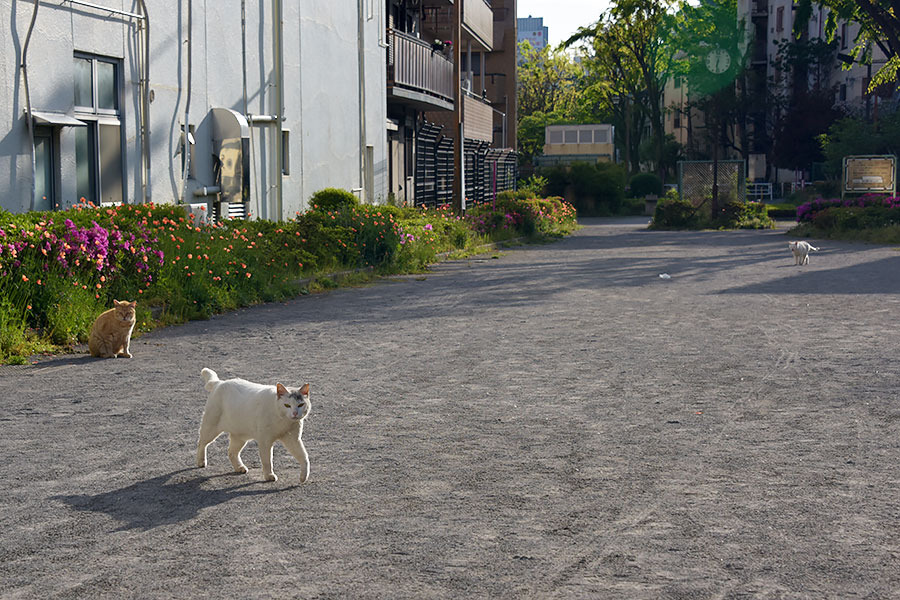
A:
[181,0,192,204]
[20,0,40,210]
[272,0,284,219]
[356,0,367,202]
[136,0,150,202]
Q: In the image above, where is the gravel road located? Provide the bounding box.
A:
[2,217,899,599]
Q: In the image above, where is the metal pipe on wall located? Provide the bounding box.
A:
[181,0,193,204]
[136,0,151,203]
[272,0,284,219]
[356,0,368,202]
[20,0,40,211]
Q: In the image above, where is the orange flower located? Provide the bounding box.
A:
[21,275,28,282]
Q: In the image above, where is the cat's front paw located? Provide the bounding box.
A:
[121,352,132,358]
[234,465,249,474]
[264,472,278,482]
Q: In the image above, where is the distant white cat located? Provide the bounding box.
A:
[788,240,819,265]
[196,368,311,482]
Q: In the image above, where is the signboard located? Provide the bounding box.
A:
[842,155,896,198]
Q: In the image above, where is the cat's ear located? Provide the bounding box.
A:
[113,299,122,307]
[128,300,137,308]
[276,383,289,398]
[300,383,309,396]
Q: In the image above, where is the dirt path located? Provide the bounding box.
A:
[2,218,899,599]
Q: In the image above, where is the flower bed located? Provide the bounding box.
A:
[0,195,577,364]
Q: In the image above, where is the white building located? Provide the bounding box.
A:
[517,15,548,52]
[2,1,388,220]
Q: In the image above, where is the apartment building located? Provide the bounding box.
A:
[517,15,548,53]
[386,0,517,207]
[665,0,897,183]
[3,0,516,218]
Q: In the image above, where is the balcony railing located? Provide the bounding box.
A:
[387,29,454,108]
[463,0,493,50]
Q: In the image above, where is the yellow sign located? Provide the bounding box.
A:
[843,155,896,193]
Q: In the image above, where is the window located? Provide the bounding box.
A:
[674,115,681,129]
[73,54,124,205]
[776,7,783,32]
[579,129,592,143]
[564,129,578,144]
[840,23,848,49]
[549,130,563,144]
[34,128,55,211]
[839,84,847,102]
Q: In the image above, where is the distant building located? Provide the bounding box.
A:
[534,124,615,166]
[517,15,548,53]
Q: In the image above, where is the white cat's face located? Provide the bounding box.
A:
[276,383,310,421]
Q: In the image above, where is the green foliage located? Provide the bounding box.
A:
[0,196,578,363]
[766,203,801,219]
[567,0,677,176]
[796,0,900,92]
[651,193,701,229]
[819,112,900,176]
[517,41,582,119]
[628,172,663,198]
[717,200,775,229]
[517,175,549,198]
[772,89,845,171]
[541,161,626,216]
[308,188,360,213]
[652,190,774,229]
[516,110,574,168]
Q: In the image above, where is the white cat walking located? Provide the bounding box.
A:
[788,240,819,265]
[196,368,311,482]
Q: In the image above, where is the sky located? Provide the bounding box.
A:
[516,0,612,48]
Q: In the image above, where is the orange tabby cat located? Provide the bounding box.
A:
[88,300,137,358]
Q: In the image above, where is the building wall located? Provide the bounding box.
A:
[1,0,388,218]
[486,0,517,150]
[516,16,547,52]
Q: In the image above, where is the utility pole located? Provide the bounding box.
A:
[451,0,464,214]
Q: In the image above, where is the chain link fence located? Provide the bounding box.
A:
[677,160,746,215]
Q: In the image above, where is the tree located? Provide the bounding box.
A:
[768,37,844,173]
[516,41,581,118]
[566,0,676,178]
[795,0,900,93]
[516,41,582,169]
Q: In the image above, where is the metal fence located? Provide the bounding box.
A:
[677,160,746,213]
[415,120,516,207]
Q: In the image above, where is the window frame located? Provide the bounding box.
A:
[73,53,125,206]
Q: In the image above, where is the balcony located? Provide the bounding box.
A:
[463,0,493,50]
[423,0,494,52]
[463,94,493,142]
[387,29,455,112]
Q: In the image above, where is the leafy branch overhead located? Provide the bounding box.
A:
[795,0,900,93]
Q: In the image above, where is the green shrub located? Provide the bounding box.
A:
[717,201,775,229]
[629,172,663,198]
[308,188,359,213]
[0,196,578,363]
[651,192,700,229]
[766,203,800,219]
[517,174,548,199]
[539,161,626,216]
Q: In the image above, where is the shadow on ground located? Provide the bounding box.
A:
[52,468,294,531]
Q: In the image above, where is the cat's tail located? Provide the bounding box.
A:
[201,368,220,392]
